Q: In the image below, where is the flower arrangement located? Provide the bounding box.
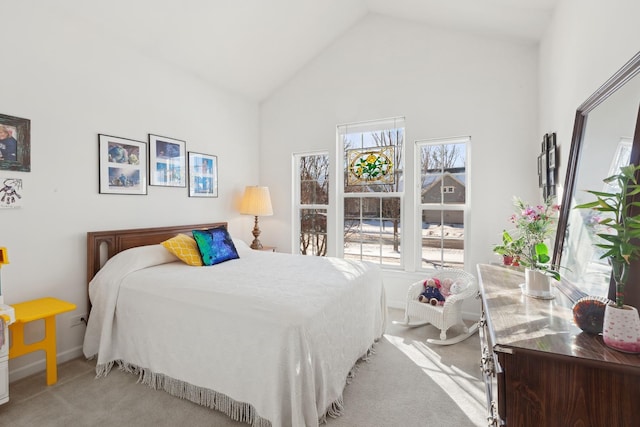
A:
[575,164,640,308]
[508,196,560,280]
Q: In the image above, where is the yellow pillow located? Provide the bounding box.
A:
[161,234,203,266]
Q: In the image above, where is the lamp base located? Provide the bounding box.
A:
[250,215,263,250]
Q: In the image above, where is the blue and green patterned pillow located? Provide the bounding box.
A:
[192,227,240,266]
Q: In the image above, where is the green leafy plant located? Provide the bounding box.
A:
[492,230,524,264]
[508,197,561,280]
[575,164,640,308]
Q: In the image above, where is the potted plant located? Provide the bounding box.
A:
[509,197,561,297]
[575,164,640,352]
[492,230,523,266]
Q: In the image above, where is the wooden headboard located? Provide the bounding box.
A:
[86,222,228,284]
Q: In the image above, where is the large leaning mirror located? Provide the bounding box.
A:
[553,51,640,303]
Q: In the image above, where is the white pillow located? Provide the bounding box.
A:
[95,244,178,282]
[232,238,253,255]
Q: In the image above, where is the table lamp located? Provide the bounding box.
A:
[239,186,273,249]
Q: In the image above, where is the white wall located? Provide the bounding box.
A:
[2,3,260,380]
[260,14,540,309]
[539,0,640,194]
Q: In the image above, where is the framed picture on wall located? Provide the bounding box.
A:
[0,113,30,172]
[537,154,544,188]
[0,177,23,208]
[148,134,186,187]
[188,151,218,197]
[547,132,557,170]
[98,134,148,195]
[540,132,558,199]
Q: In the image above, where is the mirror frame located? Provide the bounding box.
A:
[553,51,640,302]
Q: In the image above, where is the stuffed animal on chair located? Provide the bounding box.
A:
[418,278,446,305]
[439,278,454,298]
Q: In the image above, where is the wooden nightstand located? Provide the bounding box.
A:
[254,246,276,252]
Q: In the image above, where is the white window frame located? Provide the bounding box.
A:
[336,117,405,269]
[414,136,470,270]
[292,150,330,255]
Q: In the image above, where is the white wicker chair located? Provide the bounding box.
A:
[396,268,478,344]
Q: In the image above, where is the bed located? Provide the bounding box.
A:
[82,223,387,427]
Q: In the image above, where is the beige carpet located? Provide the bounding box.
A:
[0,309,485,427]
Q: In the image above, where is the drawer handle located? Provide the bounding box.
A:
[480,345,495,376]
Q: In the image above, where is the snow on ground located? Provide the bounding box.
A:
[344,222,464,268]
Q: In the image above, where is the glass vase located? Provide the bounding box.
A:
[610,258,629,307]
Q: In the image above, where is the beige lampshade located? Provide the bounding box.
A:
[239,186,273,216]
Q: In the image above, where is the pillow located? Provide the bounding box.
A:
[232,238,253,255]
[161,234,203,266]
[192,226,240,266]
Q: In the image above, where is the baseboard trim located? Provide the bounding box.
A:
[8,346,84,383]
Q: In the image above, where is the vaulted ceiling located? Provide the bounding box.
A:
[52,0,558,101]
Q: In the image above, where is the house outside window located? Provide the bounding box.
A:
[416,137,468,269]
[293,152,329,256]
[337,117,405,267]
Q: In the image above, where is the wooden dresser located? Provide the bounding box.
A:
[477,263,640,427]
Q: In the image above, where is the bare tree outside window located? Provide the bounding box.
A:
[298,154,329,256]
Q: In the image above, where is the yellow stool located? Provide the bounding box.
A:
[9,297,76,385]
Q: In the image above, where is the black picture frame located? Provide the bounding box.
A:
[547,132,557,170]
[0,113,30,172]
[537,154,544,188]
[188,151,218,197]
[540,132,558,199]
[98,134,148,195]
[148,134,187,187]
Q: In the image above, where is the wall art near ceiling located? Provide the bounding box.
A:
[149,134,186,187]
[0,177,23,208]
[98,134,147,195]
[188,152,218,198]
[539,132,557,199]
[346,146,394,186]
[0,113,30,172]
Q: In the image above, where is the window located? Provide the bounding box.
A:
[294,152,329,256]
[416,137,468,269]
[338,118,404,267]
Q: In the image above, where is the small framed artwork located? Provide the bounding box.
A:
[548,147,556,170]
[0,113,30,172]
[537,154,544,188]
[149,134,186,187]
[0,177,23,208]
[547,133,557,171]
[188,151,218,197]
[98,134,147,195]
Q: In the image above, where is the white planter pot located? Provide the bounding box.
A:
[602,304,640,353]
[524,268,553,299]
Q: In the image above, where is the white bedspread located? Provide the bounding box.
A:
[83,243,386,427]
